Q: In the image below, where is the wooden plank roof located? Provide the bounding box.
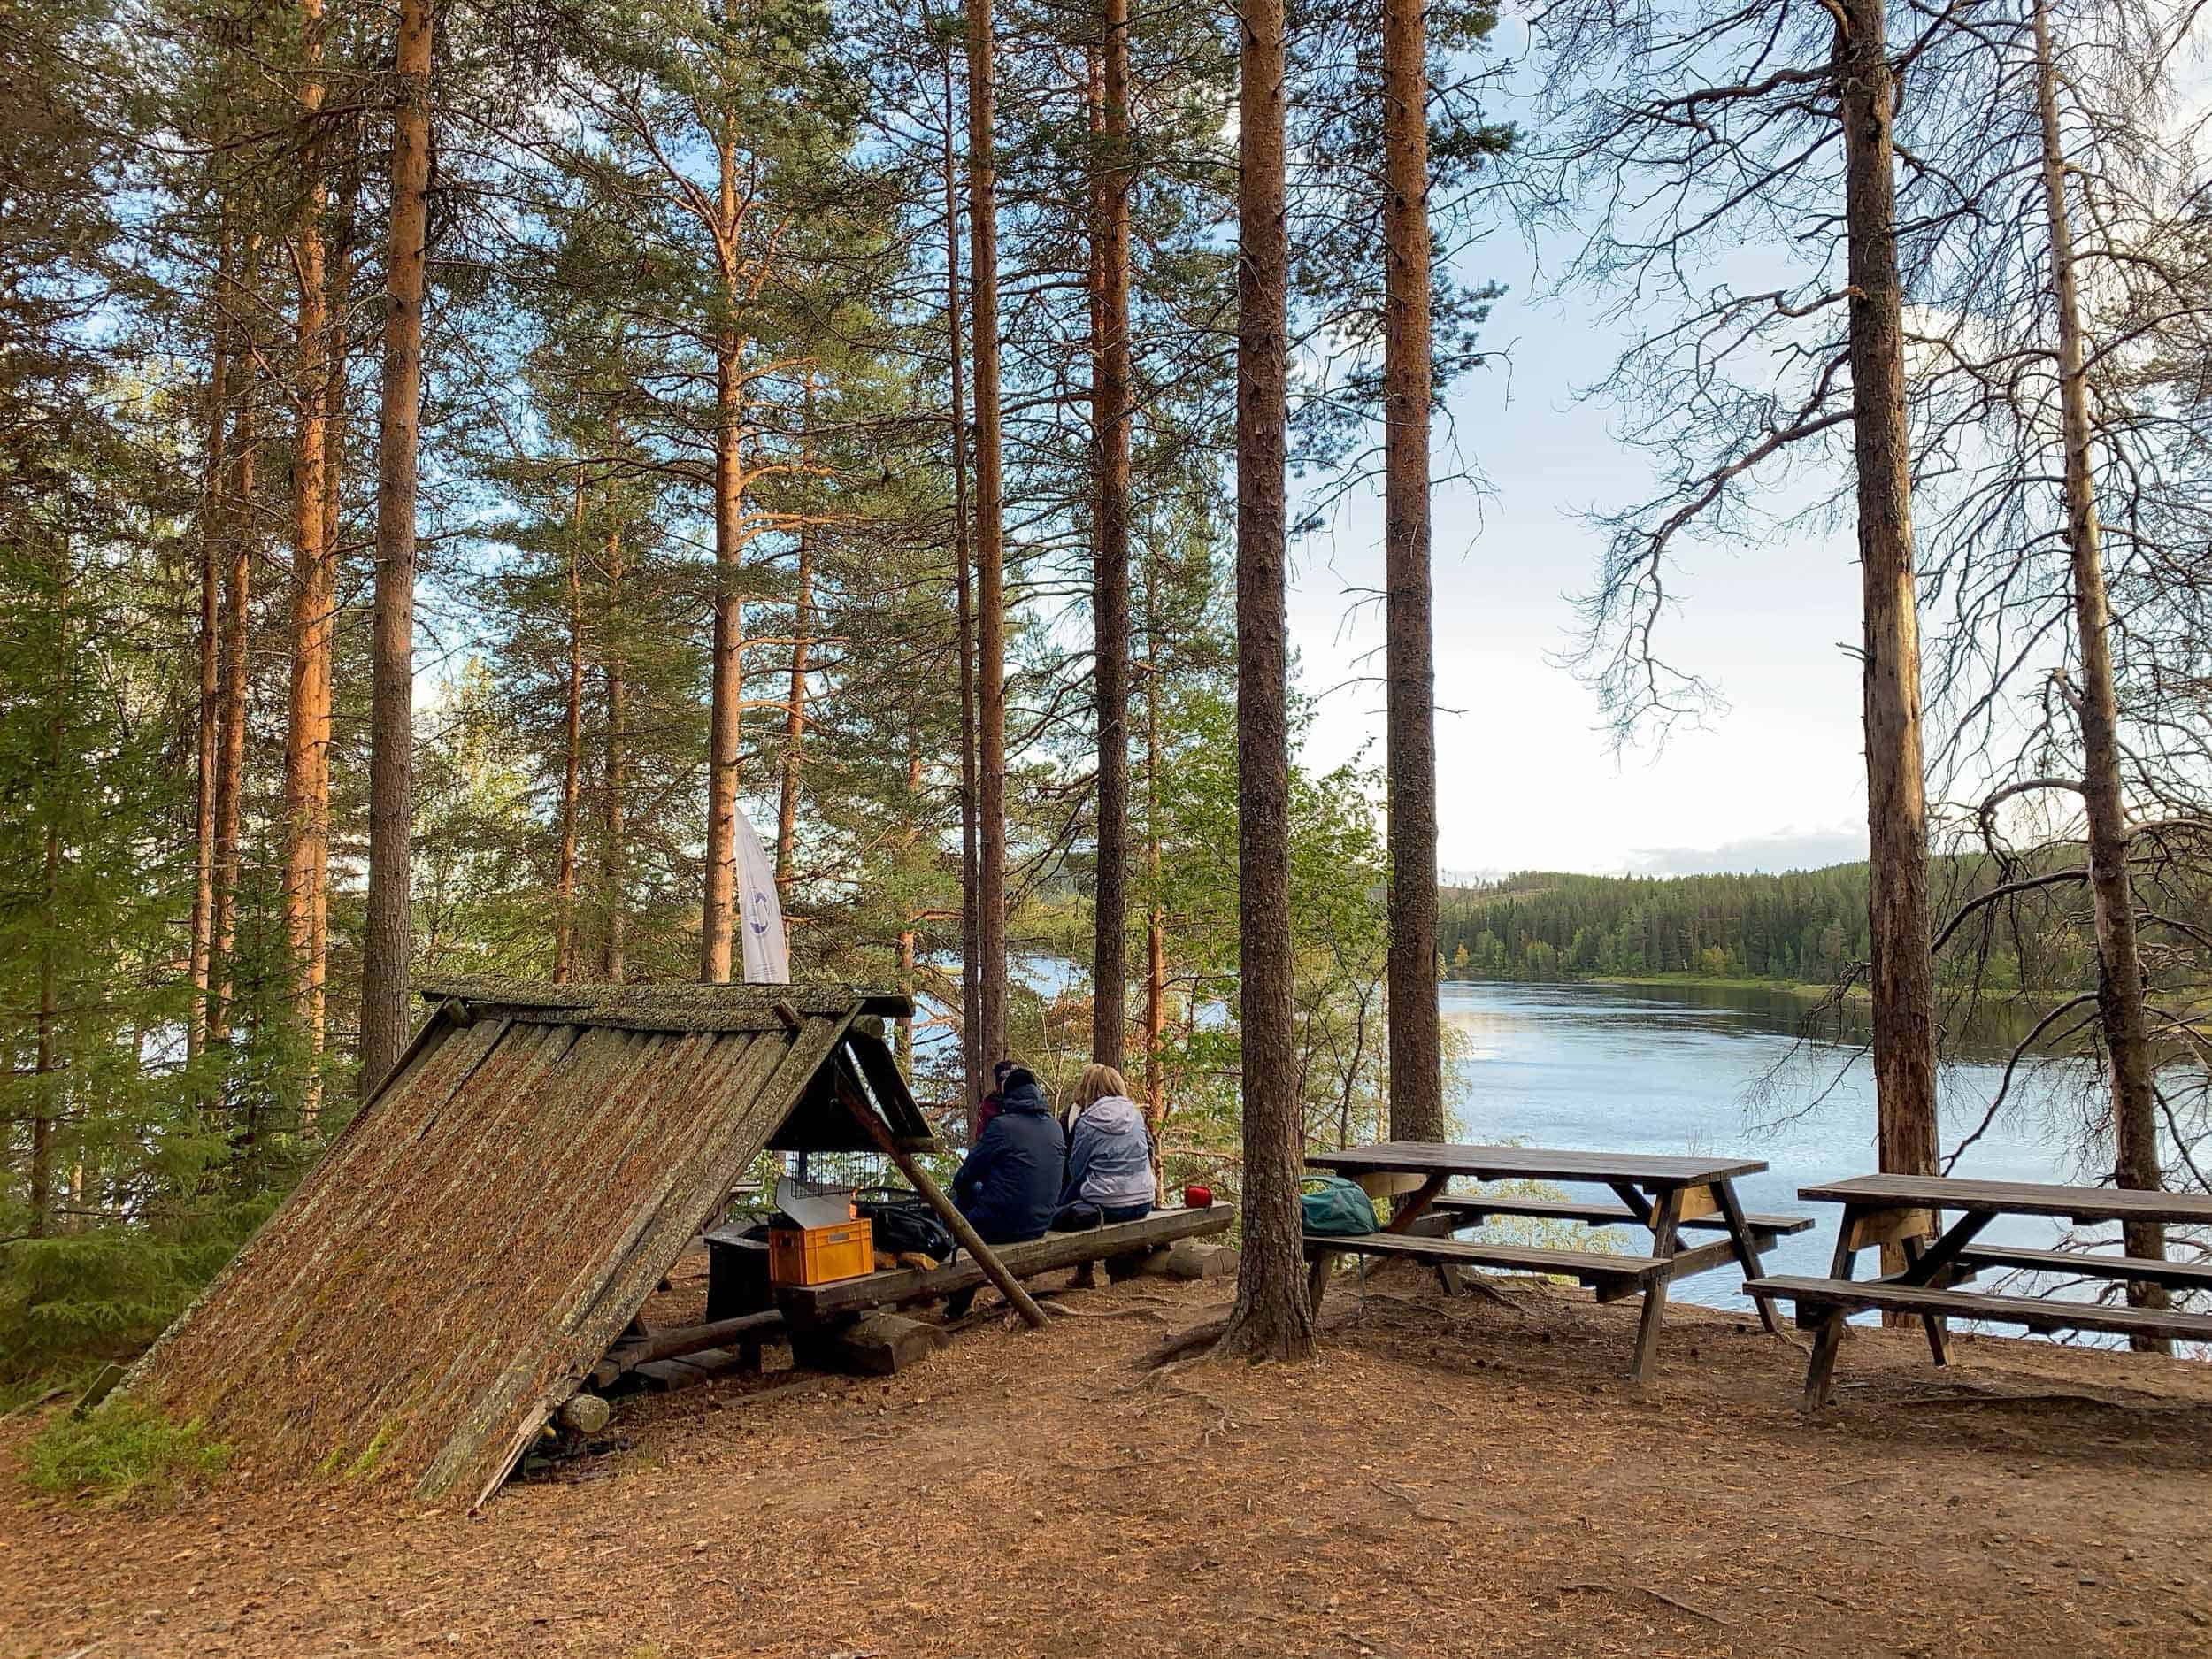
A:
[124,980,928,1506]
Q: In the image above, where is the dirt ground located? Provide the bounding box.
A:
[7,1258,2212,1659]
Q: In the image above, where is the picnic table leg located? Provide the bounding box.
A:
[1900,1237,1949,1366]
[1307,1248,1338,1317]
[1802,1309,1846,1411]
[1630,1187,1685,1383]
[1384,1172,1449,1234]
[1802,1203,1868,1412]
[1711,1178,1783,1336]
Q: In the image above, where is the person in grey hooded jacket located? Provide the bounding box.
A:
[1052,1064,1154,1229]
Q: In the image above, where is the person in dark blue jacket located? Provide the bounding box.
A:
[949,1065,1063,1245]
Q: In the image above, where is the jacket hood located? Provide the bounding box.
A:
[999,1077,1051,1116]
[1075,1094,1144,1136]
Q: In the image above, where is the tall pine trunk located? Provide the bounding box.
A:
[601,510,629,982]
[943,42,983,1124]
[31,569,70,1238]
[968,0,1010,1066]
[777,383,814,894]
[1215,0,1312,1361]
[1144,580,1167,1200]
[189,212,234,1068]
[554,470,586,983]
[1089,0,1133,1070]
[282,0,334,1118]
[210,352,257,1046]
[2032,0,2167,1337]
[775,520,811,891]
[1838,0,1939,1221]
[1382,0,1442,1146]
[700,328,747,981]
[361,0,434,1092]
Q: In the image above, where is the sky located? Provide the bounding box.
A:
[1286,236,1878,883]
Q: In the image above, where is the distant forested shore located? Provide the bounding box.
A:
[1439,859,2092,993]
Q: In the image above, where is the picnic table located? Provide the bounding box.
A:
[1746,1172,2212,1409]
[1305,1142,1810,1381]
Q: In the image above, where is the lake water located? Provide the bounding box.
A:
[1440,979,2108,1313]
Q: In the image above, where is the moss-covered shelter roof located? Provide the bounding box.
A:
[124,979,927,1505]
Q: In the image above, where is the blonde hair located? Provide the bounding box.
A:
[1074,1064,1128,1109]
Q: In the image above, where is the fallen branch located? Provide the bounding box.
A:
[1557,1580,1737,1627]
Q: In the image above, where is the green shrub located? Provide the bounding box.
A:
[0,1224,261,1395]
[23,1399,229,1501]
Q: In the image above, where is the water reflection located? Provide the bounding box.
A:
[1441,979,2105,1316]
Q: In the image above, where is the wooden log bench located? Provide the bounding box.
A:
[774,1202,1234,1328]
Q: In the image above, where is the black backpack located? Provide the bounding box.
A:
[853,1187,958,1265]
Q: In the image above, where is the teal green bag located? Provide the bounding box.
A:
[1300,1174,1379,1237]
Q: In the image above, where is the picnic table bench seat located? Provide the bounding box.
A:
[1746,1273,2212,1346]
[1948,1243,2212,1293]
[1303,1230,1669,1302]
[1431,1194,1814,1240]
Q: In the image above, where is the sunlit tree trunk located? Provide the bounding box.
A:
[601,510,628,983]
[554,470,586,983]
[1383,0,1442,1147]
[969,0,1009,1065]
[283,0,334,1119]
[1089,0,1133,1071]
[1837,0,1939,1222]
[698,96,764,984]
[189,211,234,1069]
[777,469,813,892]
[942,39,983,1127]
[210,351,257,1047]
[361,0,434,1092]
[1216,0,1313,1361]
[2032,0,2166,1337]
[1144,589,1168,1201]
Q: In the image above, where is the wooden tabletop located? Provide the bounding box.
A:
[1799,1172,2212,1225]
[1310,1141,1768,1187]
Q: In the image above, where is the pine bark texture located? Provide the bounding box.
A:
[943,47,982,1123]
[282,0,334,1108]
[2032,1,2167,1329]
[601,515,629,982]
[361,0,434,1092]
[188,224,233,1066]
[969,0,1010,1068]
[777,520,812,891]
[1837,0,1939,1201]
[1216,0,1314,1363]
[1382,0,1442,1146]
[700,330,748,981]
[210,357,257,1046]
[1089,0,1133,1071]
[554,475,586,983]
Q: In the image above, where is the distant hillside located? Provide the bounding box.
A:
[1439,859,2078,989]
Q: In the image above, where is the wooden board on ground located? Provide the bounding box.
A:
[775,1204,1233,1323]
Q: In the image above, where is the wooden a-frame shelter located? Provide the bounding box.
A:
[123,979,972,1505]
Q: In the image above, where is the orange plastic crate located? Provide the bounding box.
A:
[767,1218,874,1286]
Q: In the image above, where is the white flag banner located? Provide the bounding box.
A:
[733,806,791,984]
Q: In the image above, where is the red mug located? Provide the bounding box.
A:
[1184,1184,1212,1209]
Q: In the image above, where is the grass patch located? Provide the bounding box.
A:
[22,1399,229,1502]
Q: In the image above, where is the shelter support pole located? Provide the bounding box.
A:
[851,1089,1048,1330]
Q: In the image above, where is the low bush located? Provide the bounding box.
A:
[23,1399,229,1502]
